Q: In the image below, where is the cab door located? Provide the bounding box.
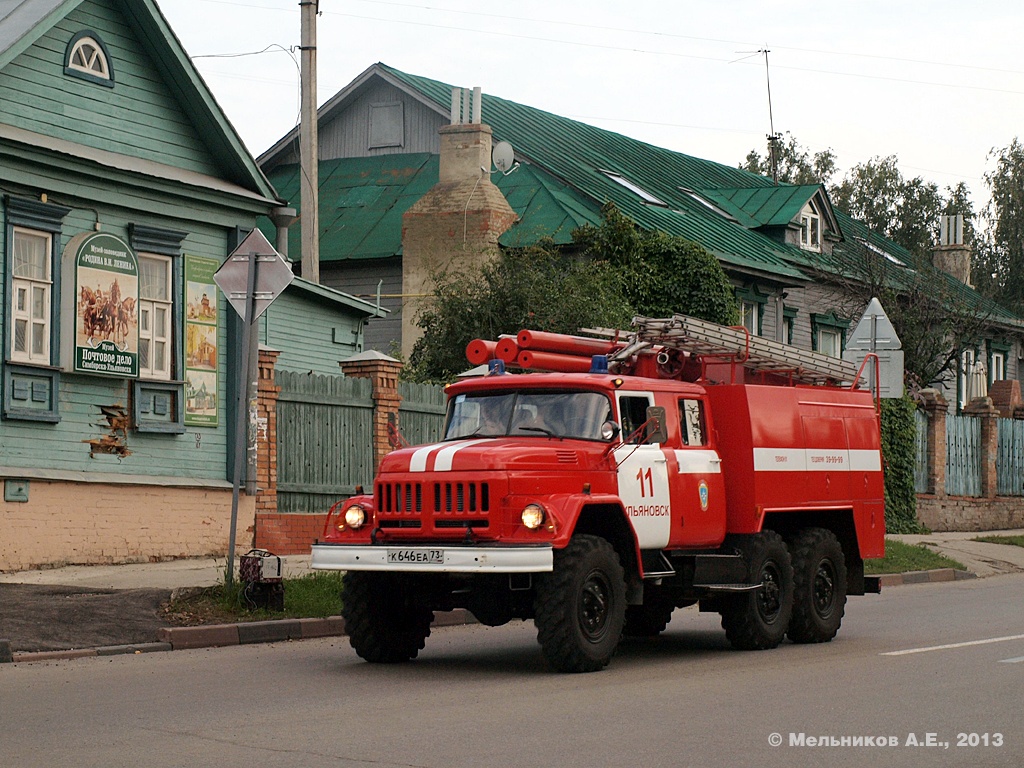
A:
[668,397,726,547]
[614,392,672,549]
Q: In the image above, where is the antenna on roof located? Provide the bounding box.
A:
[760,48,782,186]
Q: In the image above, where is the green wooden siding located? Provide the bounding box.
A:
[263,291,366,377]
[275,371,374,513]
[1,205,235,481]
[0,2,220,177]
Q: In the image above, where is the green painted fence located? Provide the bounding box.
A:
[997,418,1024,496]
[397,380,447,447]
[945,414,981,497]
[275,371,374,514]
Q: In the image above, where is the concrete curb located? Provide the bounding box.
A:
[875,568,977,588]
[4,571,976,663]
[9,609,475,664]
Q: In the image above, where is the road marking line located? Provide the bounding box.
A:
[998,656,1024,664]
[882,633,1024,656]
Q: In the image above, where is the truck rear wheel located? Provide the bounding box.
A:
[787,527,847,644]
[534,535,627,672]
[341,572,434,663]
[720,530,794,650]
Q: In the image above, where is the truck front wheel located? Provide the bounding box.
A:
[787,527,847,644]
[341,572,434,663]
[720,530,794,650]
[534,535,627,672]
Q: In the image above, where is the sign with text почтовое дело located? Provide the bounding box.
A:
[73,232,139,377]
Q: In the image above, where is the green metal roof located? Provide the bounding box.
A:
[261,151,601,260]
[263,153,437,261]
[378,64,808,281]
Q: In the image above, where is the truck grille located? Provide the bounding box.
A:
[375,481,491,530]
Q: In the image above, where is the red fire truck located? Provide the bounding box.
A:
[311,315,885,672]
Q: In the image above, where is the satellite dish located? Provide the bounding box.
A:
[492,141,515,173]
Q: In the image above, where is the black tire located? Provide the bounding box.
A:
[534,535,627,672]
[720,530,794,650]
[787,527,848,644]
[341,572,434,663]
[624,591,676,637]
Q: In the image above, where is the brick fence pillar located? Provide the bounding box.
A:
[963,396,1000,498]
[919,388,948,497]
[256,348,281,518]
[340,351,404,474]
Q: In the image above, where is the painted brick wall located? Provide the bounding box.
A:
[0,481,254,572]
[254,513,328,555]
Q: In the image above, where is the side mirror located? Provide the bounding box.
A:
[645,406,668,444]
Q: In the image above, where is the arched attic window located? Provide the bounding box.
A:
[64,32,114,87]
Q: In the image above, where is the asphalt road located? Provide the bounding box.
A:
[2,574,1022,768]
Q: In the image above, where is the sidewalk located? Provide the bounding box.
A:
[0,554,313,590]
[888,528,1024,578]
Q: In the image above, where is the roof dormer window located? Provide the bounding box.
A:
[65,32,114,87]
[799,202,821,252]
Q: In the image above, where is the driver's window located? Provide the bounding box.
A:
[618,394,653,444]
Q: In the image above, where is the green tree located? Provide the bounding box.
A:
[740,131,837,186]
[405,245,633,382]
[974,138,1024,309]
[572,204,739,325]
[406,205,739,382]
[830,155,945,260]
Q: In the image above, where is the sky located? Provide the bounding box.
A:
[158,0,1024,209]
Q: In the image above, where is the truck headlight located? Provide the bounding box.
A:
[521,503,546,530]
[344,504,367,529]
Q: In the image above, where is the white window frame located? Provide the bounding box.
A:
[799,203,822,252]
[10,227,52,365]
[740,301,760,337]
[68,36,110,79]
[137,254,173,380]
[817,327,842,358]
[959,348,977,408]
[990,351,1006,384]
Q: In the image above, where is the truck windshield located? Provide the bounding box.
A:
[444,390,612,441]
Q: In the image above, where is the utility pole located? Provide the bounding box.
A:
[299,0,319,283]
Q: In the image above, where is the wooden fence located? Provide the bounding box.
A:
[397,380,447,446]
[998,418,1024,496]
[914,409,1023,498]
[945,413,982,497]
[275,370,374,514]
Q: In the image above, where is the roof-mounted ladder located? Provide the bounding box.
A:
[589,314,861,387]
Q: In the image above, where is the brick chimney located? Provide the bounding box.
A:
[932,214,972,286]
[400,87,518,359]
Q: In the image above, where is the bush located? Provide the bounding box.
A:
[880,396,926,533]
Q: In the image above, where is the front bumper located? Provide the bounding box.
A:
[310,543,554,573]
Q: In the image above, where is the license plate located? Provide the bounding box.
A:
[387,548,444,565]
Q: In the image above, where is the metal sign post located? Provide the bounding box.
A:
[214,229,294,587]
